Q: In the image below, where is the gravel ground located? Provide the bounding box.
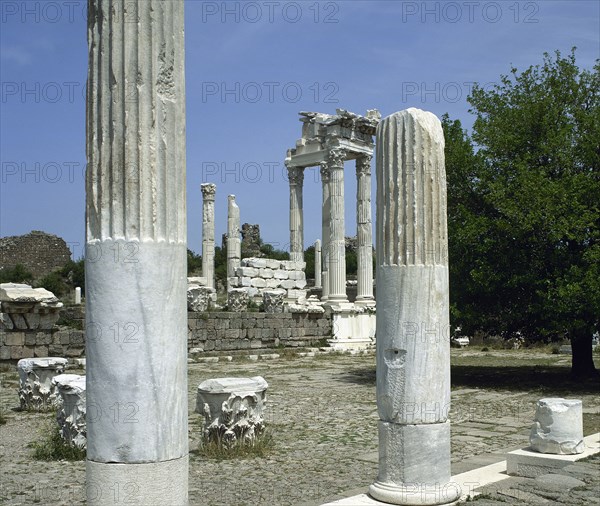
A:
[0,350,598,505]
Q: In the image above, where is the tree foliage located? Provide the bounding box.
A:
[444,49,600,377]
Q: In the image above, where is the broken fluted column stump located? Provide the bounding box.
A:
[370,109,460,505]
[530,398,584,455]
[17,357,68,410]
[53,374,87,448]
[195,377,268,448]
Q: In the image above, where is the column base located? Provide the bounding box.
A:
[87,455,188,506]
[369,481,460,506]
[355,297,376,307]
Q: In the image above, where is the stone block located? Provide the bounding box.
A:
[295,280,308,289]
[259,268,274,279]
[251,278,267,288]
[265,259,281,269]
[5,332,24,346]
[273,270,288,280]
[243,258,267,269]
[530,398,584,454]
[266,279,281,288]
[0,346,10,360]
[281,280,295,289]
[240,277,252,287]
[21,346,34,358]
[34,346,49,357]
[236,267,258,277]
[25,332,37,346]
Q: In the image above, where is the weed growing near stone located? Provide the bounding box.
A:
[28,419,86,461]
[195,430,274,461]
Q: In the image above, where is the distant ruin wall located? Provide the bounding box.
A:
[0,231,72,279]
[1,307,333,360]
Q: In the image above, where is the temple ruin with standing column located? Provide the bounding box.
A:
[285,109,379,349]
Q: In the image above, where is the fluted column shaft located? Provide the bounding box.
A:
[320,162,331,301]
[201,183,216,289]
[356,155,374,304]
[85,1,188,504]
[227,195,241,288]
[327,148,348,303]
[314,239,322,288]
[288,166,304,262]
[370,108,459,505]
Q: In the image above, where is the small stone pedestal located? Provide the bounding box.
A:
[228,288,248,312]
[195,376,268,447]
[530,398,584,455]
[263,290,285,313]
[53,374,86,448]
[17,357,68,410]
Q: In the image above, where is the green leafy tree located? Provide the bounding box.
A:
[445,49,600,378]
[0,264,33,284]
[187,249,203,275]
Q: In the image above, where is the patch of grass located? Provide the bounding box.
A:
[56,315,83,330]
[28,419,86,461]
[480,347,489,352]
[194,430,274,461]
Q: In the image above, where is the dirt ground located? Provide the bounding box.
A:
[1,349,598,505]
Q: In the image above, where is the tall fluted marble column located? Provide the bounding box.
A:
[355,155,374,305]
[327,148,348,303]
[314,239,322,288]
[320,162,331,302]
[85,1,188,504]
[370,108,460,505]
[227,195,241,287]
[201,183,216,289]
[288,165,304,262]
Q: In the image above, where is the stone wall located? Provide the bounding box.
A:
[0,231,72,279]
[0,327,85,361]
[188,311,332,352]
[229,257,308,301]
[1,307,333,360]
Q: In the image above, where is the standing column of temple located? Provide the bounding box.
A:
[370,108,460,505]
[201,183,216,289]
[227,195,241,288]
[288,165,305,262]
[320,162,331,302]
[355,155,374,305]
[327,148,348,303]
[314,239,322,288]
[85,1,188,504]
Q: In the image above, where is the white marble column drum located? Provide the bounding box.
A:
[314,239,322,289]
[370,109,460,505]
[327,148,348,303]
[355,155,374,305]
[288,165,305,262]
[227,194,241,286]
[320,162,331,302]
[85,1,188,504]
[201,183,216,289]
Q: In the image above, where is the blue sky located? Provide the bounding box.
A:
[1,0,598,259]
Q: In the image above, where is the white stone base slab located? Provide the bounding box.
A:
[86,455,188,505]
[507,432,600,478]
[329,310,376,351]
